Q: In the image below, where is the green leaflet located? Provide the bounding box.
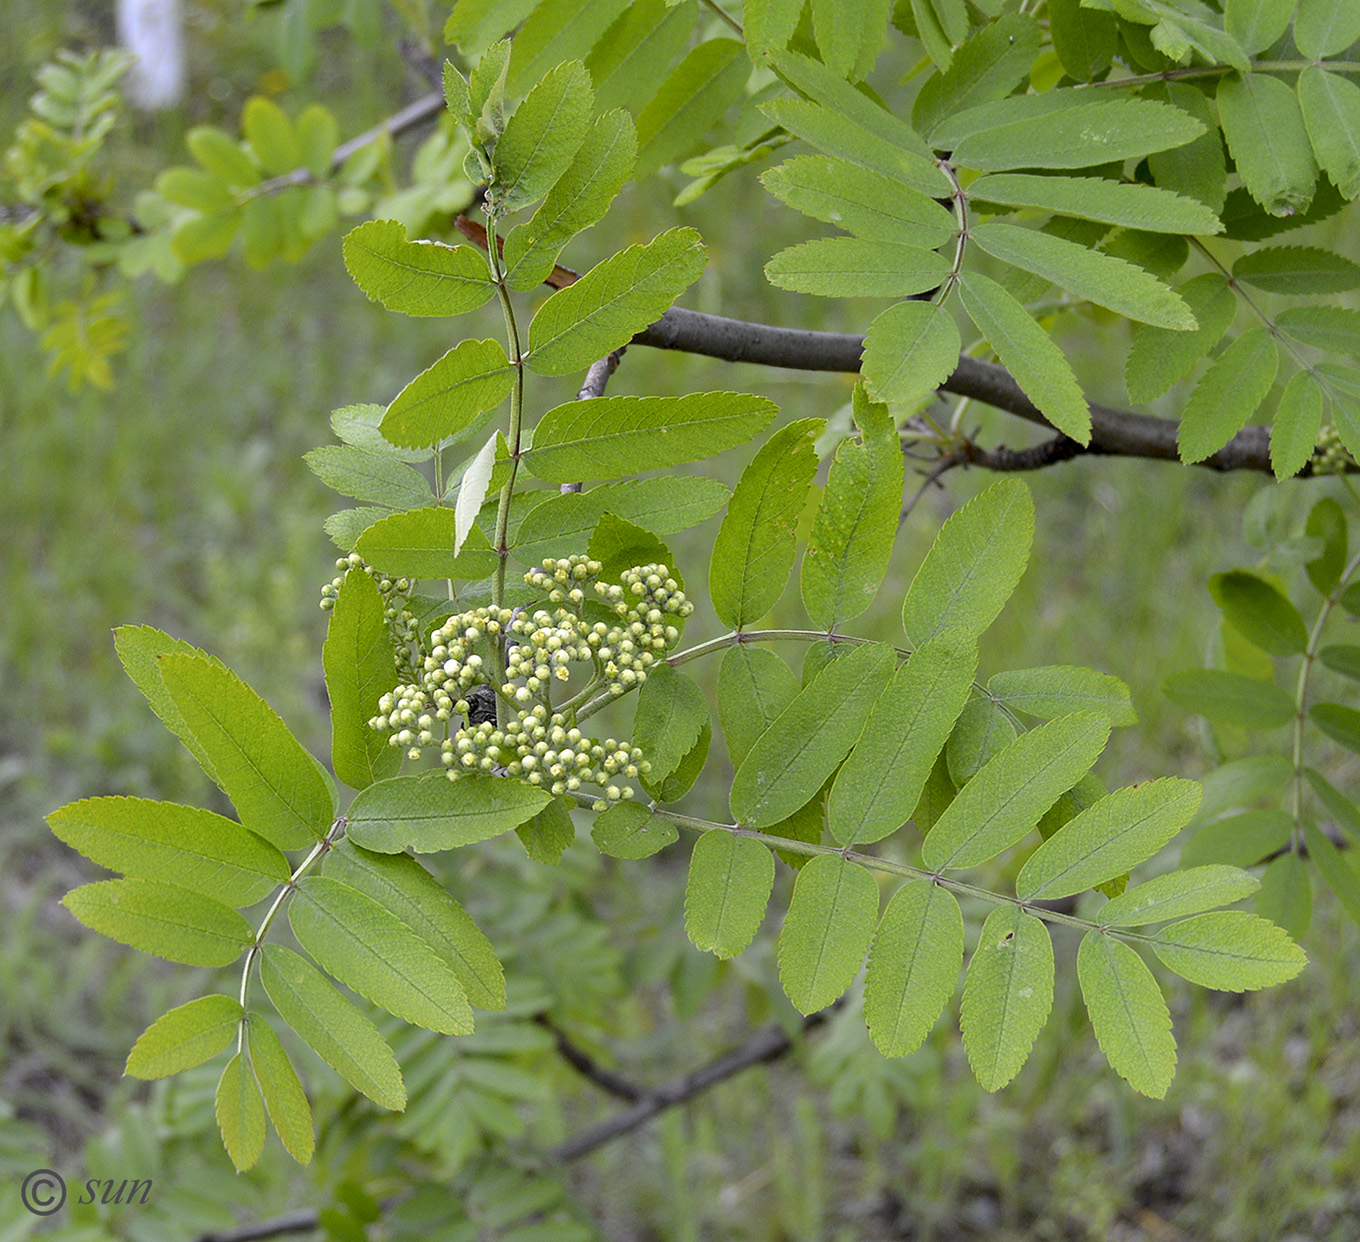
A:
[827,632,977,846]
[47,796,288,908]
[731,641,894,828]
[902,475,1036,645]
[685,832,775,958]
[777,855,879,1014]
[1218,72,1318,218]
[516,796,577,864]
[1151,910,1307,990]
[861,300,961,407]
[1164,668,1295,728]
[801,391,904,629]
[1147,83,1227,214]
[1100,865,1261,926]
[1312,702,1360,753]
[503,109,637,290]
[324,840,505,1011]
[1125,273,1236,404]
[1299,68,1360,200]
[1048,0,1116,82]
[505,0,630,95]
[1306,767,1360,847]
[1233,245,1360,295]
[512,476,729,565]
[946,698,1018,787]
[960,906,1054,1091]
[304,445,433,509]
[1225,0,1295,53]
[810,0,893,78]
[1321,644,1360,681]
[1294,0,1360,58]
[654,720,711,804]
[331,403,432,463]
[260,944,406,1110]
[760,155,959,248]
[524,391,777,481]
[1076,934,1175,1098]
[159,653,333,851]
[1177,328,1279,464]
[126,995,243,1080]
[765,237,950,299]
[353,507,498,581]
[1278,306,1360,359]
[64,878,253,966]
[863,880,962,1057]
[588,512,678,588]
[1181,810,1292,869]
[345,773,550,853]
[187,125,261,188]
[1306,497,1350,596]
[591,800,678,858]
[323,569,402,791]
[491,60,592,215]
[635,39,749,178]
[526,228,706,375]
[986,665,1137,727]
[745,0,803,58]
[216,1053,266,1173]
[710,419,822,629]
[587,0,695,114]
[1256,850,1312,939]
[242,96,298,175]
[1209,569,1308,656]
[957,273,1090,443]
[921,712,1111,871]
[969,174,1221,235]
[1016,778,1202,901]
[1301,820,1360,929]
[911,0,958,70]
[247,1015,314,1165]
[970,222,1195,331]
[342,220,494,317]
[289,875,473,1034]
[633,664,710,794]
[379,339,512,450]
[949,98,1204,170]
[1194,755,1293,821]
[453,433,498,556]
[912,15,1042,136]
[717,646,801,769]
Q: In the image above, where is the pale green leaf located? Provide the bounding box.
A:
[765,237,950,298]
[1312,701,1360,753]
[717,646,802,769]
[1193,755,1293,821]
[505,0,630,94]
[1125,273,1235,404]
[126,995,244,1080]
[1294,0,1360,58]
[960,906,1054,1091]
[354,507,498,581]
[187,126,261,189]
[64,878,253,966]
[860,301,961,407]
[159,653,333,850]
[1272,370,1325,480]
[1305,767,1360,846]
[946,698,1018,787]
[828,632,977,845]
[586,0,696,113]
[1301,819,1360,929]
[1256,849,1313,939]
[1233,245,1360,295]
[710,419,822,629]
[516,796,577,864]
[777,855,879,1014]
[345,773,550,853]
[290,875,473,1034]
[685,832,775,958]
[902,475,1036,644]
[958,274,1091,443]
[1181,809,1291,869]
[492,60,593,214]
[970,173,1221,235]
[1077,934,1175,1098]
[801,391,904,629]
[1151,910,1306,990]
[1306,497,1349,596]
[216,1053,266,1173]
[454,433,498,556]
[745,0,804,57]
[913,15,1043,136]
[1100,865,1261,926]
[380,338,512,449]
[48,795,289,907]
[591,800,678,857]
[524,390,776,481]
[970,222,1195,330]
[633,664,710,791]
[731,641,894,828]
[503,110,637,290]
[442,59,474,131]
[1209,569,1308,656]
[1164,668,1295,728]
[247,1015,314,1165]
[1225,0,1295,53]
[1320,644,1360,681]
[1016,778,1202,901]
[1177,328,1279,464]
[635,39,749,178]
[921,712,1111,871]
[987,665,1137,726]
[304,444,432,509]
[260,944,405,1110]
[331,403,432,463]
[342,220,493,317]
[527,228,706,375]
[242,96,298,175]
[863,880,962,1056]
[323,568,402,791]
[1218,72,1318,217]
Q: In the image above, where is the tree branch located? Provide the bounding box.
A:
[535,1013,646,1102]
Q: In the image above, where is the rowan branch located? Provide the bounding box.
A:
[535,1013,646,1102]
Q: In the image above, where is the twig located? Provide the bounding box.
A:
[535,1014,646,1102]
[900,454,961,525]
[197,1210,320,1242]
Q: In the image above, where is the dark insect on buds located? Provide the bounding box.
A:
[465,684,498,726]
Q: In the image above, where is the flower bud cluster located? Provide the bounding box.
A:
[320,554,420,671]
[1313,424,1356,476]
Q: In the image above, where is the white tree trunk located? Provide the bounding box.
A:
[117,0,186,110]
